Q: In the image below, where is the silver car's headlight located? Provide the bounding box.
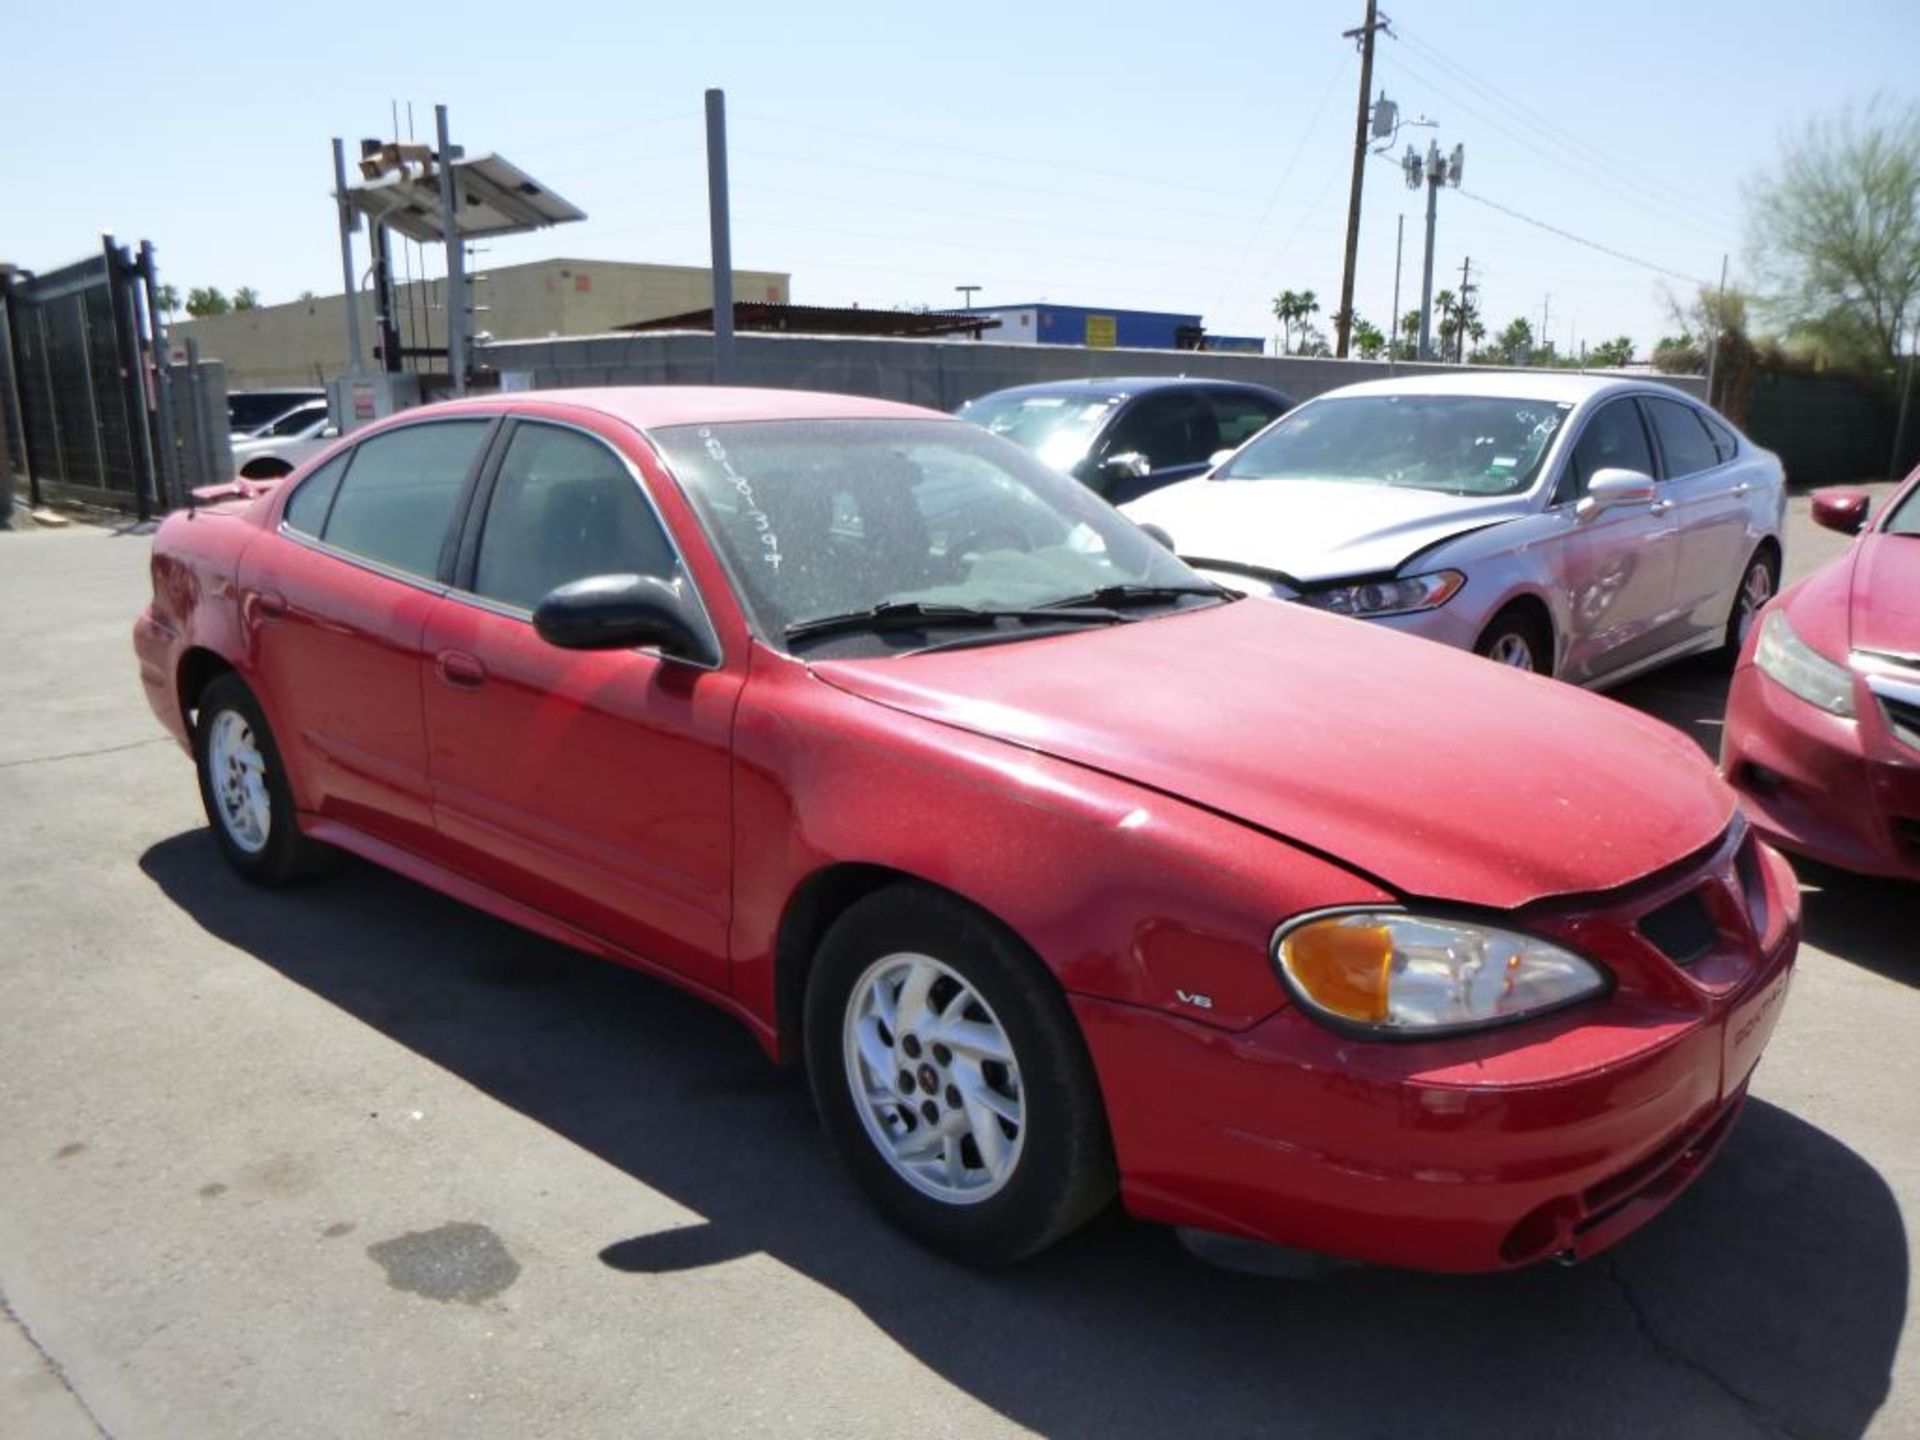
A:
[1754,609,1855,717]
[1298,570,1464,618]
[1274,909,1608,1037]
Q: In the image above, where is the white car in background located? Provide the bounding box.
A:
[229,401,339,480]
[1123,373,1786,686]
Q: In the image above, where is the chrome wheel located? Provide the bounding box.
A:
[1735,560,1774,647]
[842,951,1026,1205]
[207,709,271,854]
[1486,632,1536,669]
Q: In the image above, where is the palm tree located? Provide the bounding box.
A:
[1271,289,1322,355]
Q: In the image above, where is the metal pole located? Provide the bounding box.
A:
[0,274,38,508]
[105,238,156,520]
[184,337,220,486]
[1890,318,1917,480]
[361,140,404,374]
[139,241,182,510]
[1388,213,1404,374]
[435,104,467,397]
[1417,157,1439,362]
[332,139,366,377]
[1704,252,1729,408]
[1335,0,1381,359]
[706,89,736,384]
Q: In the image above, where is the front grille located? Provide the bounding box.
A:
[1880,693,1920,751]
[1637,889,1717,966]
[1734,833,1769,939]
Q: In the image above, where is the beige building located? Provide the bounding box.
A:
[170,258,790,388]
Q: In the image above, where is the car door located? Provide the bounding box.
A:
[419,418,739,992]
[1094,390,1224,503]
[1641,395,1752,647]
[1539,397,1682,683]
[239,417,496,851]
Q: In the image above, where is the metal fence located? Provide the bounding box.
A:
[0,237,224,519]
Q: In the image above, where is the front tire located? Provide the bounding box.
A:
[1474,606,1552,675]
[193,673,331,885]
[803,885,1115,1266]
[1722,547,1779,662]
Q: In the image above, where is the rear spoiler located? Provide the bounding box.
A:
[190,475,286,506]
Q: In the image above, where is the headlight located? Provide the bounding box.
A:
[1753,609,1855,717]
[1298,570,1464,618]
[1274,909,1607,1037]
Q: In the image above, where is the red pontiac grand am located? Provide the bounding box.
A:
[133,388,1799,1272]
[1723,467,1920,880]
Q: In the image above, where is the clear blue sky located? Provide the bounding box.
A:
[7,0,1916,359]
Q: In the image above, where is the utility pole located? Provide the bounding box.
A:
[956,284,980,311]
[331,138,365,377]
[1335,0,1388,358]
[1539,294,1550,363]
[1704,252,1729,408]
[1388,213,1404,373]
[1452,255,1472,363]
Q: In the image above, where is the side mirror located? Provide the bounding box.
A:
[1576,467,1657,519]
[532,573,719,666]
[1811,488,1871,535]
[1101,451,1152,483]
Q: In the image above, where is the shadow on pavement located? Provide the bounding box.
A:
[141,831,1906,1439]
[1607,653,1732,760]
[1794,859,1920,986]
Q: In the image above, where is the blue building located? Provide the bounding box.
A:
[961,302,1262,353]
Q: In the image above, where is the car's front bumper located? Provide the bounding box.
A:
[1722,661,1920,882]
[1074,836,1800,1273]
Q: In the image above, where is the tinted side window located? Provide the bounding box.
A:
[472,424,678,611]
[1563,399,1655,501]
[1702,412,1740,464]
[1644,398,1721,479]
[320,420,490,579]
[283,452,350,536]
[1209,391,1286,448]
[1103,392,1221,470]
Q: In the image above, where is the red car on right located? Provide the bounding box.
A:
[1724,466,1920,880]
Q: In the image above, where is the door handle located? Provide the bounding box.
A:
[1732,482,1751,496]
[255,589,289,620]
[1647,499,1673,515]
[436,651,487,689]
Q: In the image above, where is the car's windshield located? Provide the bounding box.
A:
[1217,394,1569,496]
[955,392,1118,474]
[653,418,1209,652]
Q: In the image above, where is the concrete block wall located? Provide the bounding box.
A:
[478,331,1707,411]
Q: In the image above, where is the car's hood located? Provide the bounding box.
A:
[811,599,1732,909]
[1123,478,1529,583]
[1849,533,1920,658]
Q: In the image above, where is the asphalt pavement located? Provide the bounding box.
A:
[1,488,1915,1440]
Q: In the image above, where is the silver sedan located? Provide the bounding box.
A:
[1123,373,1786,685]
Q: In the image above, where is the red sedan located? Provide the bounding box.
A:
[133,388,1798,1272]
[1723,468,1920,881]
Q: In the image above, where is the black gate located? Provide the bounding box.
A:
[0,236,212,519]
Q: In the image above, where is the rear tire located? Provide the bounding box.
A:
[803,884,1115,1266]
[1474,606,1552,675]
[193,673,331,885]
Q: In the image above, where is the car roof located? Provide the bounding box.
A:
[963,376,1289,404]
[1309,371,1701,407]
[424,385,947,431]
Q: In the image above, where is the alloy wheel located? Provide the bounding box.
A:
[207,709,271,854]
[842,951,1026,1205]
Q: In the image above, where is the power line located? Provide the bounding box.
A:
[1391,25,1745,233]
[1453,187,1715,287]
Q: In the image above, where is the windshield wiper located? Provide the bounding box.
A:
[784,599,1122,645]
[1037,582,1235,610]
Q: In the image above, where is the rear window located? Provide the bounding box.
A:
[1644,398,1722,479]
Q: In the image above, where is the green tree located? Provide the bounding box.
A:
[185,286,230,318]
[1434,286,1484,364]
[1351,316,1387,360]
[1747,96,1920,371]
[1271,288,1321,355]
[232,287,261,311]
[1587,336,1635,369]
[153,283,180,317]
[1393,308,1421,360]
[1494,316,1534,364]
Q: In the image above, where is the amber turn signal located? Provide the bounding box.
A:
[1280,919,1394,1024]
